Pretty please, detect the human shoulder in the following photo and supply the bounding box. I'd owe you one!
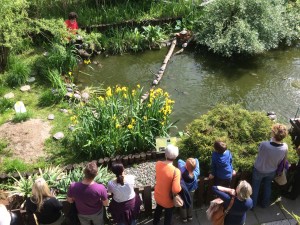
[125,174,135,184]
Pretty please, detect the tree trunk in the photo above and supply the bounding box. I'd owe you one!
[0,46,9,73]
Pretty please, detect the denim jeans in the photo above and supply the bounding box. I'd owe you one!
[252,168,276,208]
[153,204,174,225]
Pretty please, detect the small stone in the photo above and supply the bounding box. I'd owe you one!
[4,92,14,99]
[48,114,55,120]
[53,132,64,140]
[67,88,73,92]
[182,43,188,48]
[81,92,89,101]
[43,52,49,56]
[65,92,73,98]
[27,77,36,83]
[74,93,81,100]
[155,74,160,78]
[69,125,75,131]
[93,61,99,65]
[60,109,68,114]
[153,80,159,85]
[20,85,30,92]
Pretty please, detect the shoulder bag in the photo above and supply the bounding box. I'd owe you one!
[274,158,287,186]
[171,169,184,207]
[206,197,235,225]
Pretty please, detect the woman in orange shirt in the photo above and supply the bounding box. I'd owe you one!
[153,144,181,225]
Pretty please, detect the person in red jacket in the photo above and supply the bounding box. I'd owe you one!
[65,12,78,34]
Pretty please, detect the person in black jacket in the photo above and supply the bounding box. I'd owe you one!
[26,178,64,225]
[283,146,300,200]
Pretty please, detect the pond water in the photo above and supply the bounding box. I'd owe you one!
[77,45,300,132]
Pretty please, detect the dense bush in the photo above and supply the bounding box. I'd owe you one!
[0,98,13,114]
[193,0,300,57]
[71,86,175,159]
[179,104,297,174]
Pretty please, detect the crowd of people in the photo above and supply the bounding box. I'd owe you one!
[0,123,300,225]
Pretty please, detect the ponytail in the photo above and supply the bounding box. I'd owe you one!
[116,174,124,185]
[111,162,125,186]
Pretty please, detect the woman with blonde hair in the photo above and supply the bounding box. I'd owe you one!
[212,180,253,225]
[25,178,64,225]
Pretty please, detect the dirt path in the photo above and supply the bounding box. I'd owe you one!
[0,119,52,163]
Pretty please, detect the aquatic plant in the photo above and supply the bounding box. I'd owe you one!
[179,104,298,174]
[71,85,175,159]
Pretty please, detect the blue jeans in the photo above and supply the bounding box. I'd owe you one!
[252,168,276,208]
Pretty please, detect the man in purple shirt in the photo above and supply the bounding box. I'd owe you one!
[67,161,109,225]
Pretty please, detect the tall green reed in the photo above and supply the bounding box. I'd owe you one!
[71,85,175,159]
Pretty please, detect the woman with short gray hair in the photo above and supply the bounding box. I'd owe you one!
[153,144,181,225]
[212,180,253,225]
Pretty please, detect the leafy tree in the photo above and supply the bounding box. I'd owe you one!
[0,0,31,72]
[194,0,299,57]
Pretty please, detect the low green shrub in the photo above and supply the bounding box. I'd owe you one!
[38,89,64,107]
[7,165,113,199]
[2,159,29,173]
[0,98,14,114]
[5,56,31,87]
[0,139,10,156]
[12,112,32,123]
[71,85,175,159]
[178,104,297,174]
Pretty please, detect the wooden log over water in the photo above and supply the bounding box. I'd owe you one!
[142,38,177,102]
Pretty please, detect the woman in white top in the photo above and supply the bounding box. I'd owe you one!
[108,162,141,225]
[0,204,11,225]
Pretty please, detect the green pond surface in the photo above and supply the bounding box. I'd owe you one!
[77,44,300,132]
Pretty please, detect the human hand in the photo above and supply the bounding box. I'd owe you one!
[229,189,236,196]
[208,174,214,179]
[232,170,236,176]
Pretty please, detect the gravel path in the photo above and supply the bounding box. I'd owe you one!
[124,161,157,188]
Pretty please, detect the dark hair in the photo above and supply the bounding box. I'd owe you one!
[214,141,227,153]
[84,161,98,180]
[111,162,124,185]
[68,12,78,20]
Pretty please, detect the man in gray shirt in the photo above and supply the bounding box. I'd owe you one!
[252,123,288,208]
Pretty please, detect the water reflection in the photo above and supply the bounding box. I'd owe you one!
[77,45,300,132]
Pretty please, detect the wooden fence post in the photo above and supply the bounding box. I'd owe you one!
[142,186,153,216]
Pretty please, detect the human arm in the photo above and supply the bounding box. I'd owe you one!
[67,183,75,203]
[100,184,109,207]
[177,159,186,173]
[212,186,232,207]
[194,158,200,177]
[102,199,109,207]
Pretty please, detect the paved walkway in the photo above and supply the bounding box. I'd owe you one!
[139,196,300,225]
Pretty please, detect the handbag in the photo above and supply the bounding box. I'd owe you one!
[206,197,234,225]
[171,169,184,207]
[274,170,287,185]
[274,158,287,186]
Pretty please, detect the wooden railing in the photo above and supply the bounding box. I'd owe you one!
[9,171,252,225]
